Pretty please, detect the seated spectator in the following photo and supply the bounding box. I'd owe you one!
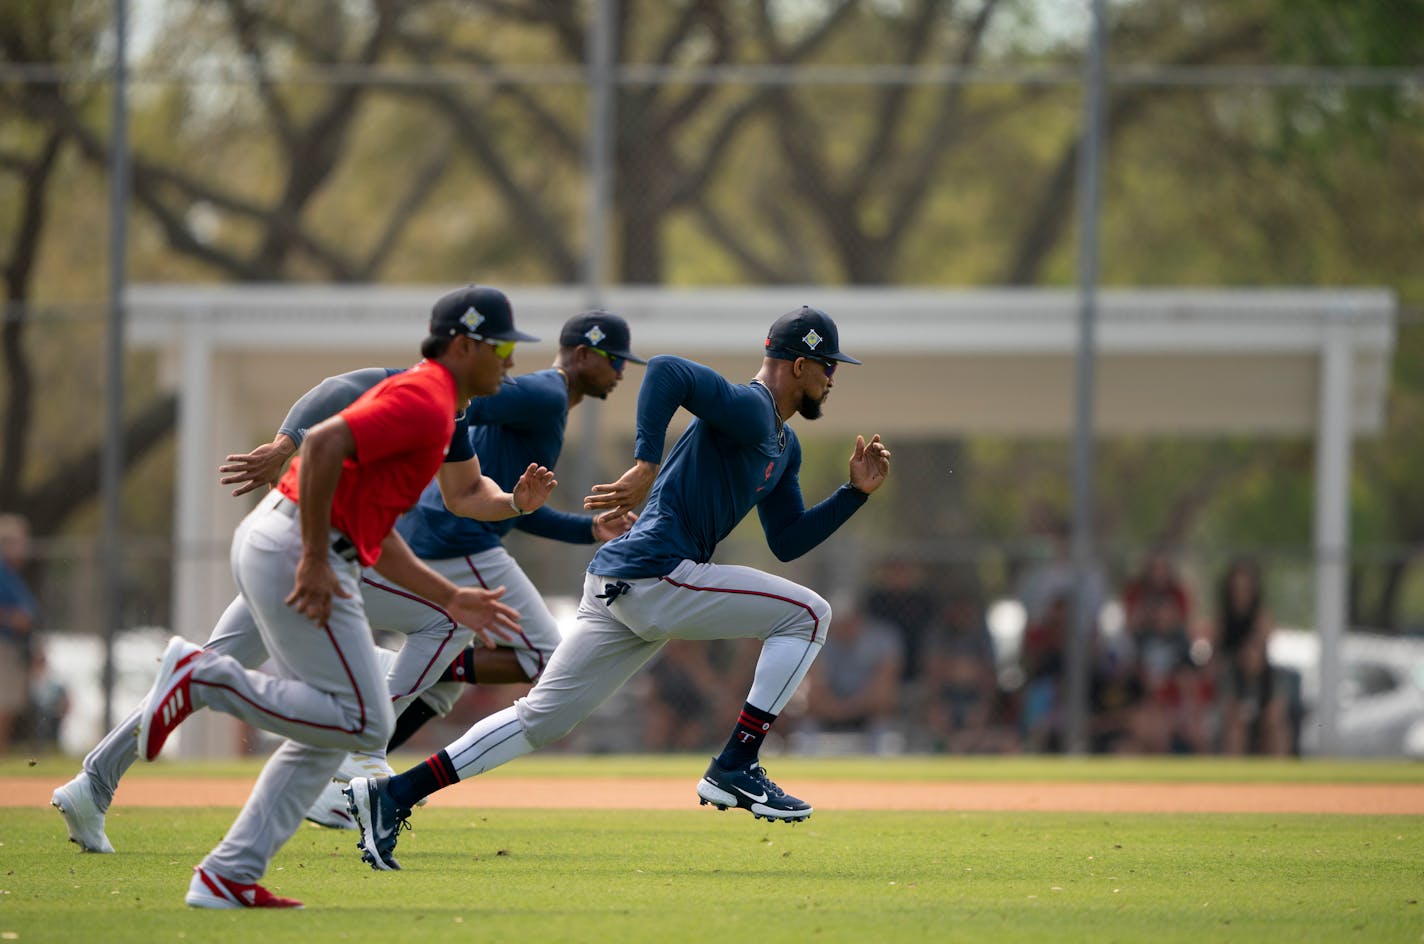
[1089,631,1147,754]
[641,639,737,752]
[1018,591,1069,752]
[1123,551,1213,754]
[802,596,905,753]
[921,584,1016,753]
[866,557,937,685]
[1215,557,1291,755]
[1013,508,1108,638]
[0,513,38,756]
[1122,550,1191,644]
[22,647,69,752]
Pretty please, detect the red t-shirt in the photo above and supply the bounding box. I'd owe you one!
[277,359,457,566]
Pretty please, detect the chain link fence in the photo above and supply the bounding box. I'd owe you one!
[4,1,1423,757]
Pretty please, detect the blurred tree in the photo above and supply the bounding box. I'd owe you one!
[0,0,1421,630]
[0,0,178,535]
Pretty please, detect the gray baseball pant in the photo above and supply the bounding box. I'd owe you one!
[81,585,465,807]
[439,561,830,780]
[81,500,479,809]
[393,545,563,717]
[196,494,395,882]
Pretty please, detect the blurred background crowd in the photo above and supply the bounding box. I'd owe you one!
[6,500,1424,761]
[630,537,1299,759]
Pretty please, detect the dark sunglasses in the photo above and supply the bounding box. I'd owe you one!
[591,348,627,371]
[807,356,836,378]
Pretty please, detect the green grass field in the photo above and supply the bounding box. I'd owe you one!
[3,755,1421,943]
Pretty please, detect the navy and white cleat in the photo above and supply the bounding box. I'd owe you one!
[344,776,410,871]
[696,758,812,822]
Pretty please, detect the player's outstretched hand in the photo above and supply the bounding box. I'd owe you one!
[447,585,520,648]
[286,554,351,625]
[220,435,297,497]
[512,463,557,515]
[592,510,638,542]
[848,434,891,495]
[585,460,659,523]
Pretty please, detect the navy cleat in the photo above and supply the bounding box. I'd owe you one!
[696,758,812,822]
[344,776,410,871]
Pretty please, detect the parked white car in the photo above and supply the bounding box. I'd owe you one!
[1269,629,1424,759]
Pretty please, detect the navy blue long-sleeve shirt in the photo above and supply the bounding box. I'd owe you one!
[401,368,595,558]
[590,355,867,579]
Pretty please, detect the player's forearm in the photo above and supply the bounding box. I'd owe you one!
[514,506,598,544]
[442,474,521,522]
[295,419,350,556]
[764,484,869,562]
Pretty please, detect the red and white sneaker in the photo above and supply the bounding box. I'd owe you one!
[136,636,204,762]
[186,866,303,909]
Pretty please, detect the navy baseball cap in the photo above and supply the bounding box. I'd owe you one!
[765,305,862,365]
[429,285,540,343]
[560,310,647,365]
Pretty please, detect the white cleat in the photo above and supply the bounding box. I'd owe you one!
[304,777,358,830]
[52,773,115,854]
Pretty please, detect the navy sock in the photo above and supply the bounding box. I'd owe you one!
[715,702,778,770]
[386,698,439,752]
[387,750,458,809]
[438,647,478,685]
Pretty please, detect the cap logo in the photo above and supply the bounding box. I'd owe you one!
[802,329,823,350]
[459,306,485,333]
[584,325,606,346]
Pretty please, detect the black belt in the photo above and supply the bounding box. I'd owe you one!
[271,495,360,563]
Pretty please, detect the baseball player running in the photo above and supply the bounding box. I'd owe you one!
[346,306,891,872]
[61,287,545,909]
[301,310,646,826]
[49,300,634,853]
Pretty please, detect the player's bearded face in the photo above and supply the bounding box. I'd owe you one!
[797,389,826,421]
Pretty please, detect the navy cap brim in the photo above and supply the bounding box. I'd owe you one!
[825,351,862,365]
[602,348,647,365]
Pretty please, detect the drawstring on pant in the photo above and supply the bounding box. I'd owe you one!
[596,580,632,604]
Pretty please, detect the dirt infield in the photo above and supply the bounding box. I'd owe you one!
[11,776,1424,814]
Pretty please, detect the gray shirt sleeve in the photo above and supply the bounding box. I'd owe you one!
[276,367,393,449]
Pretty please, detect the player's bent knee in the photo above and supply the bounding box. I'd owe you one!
[352,701,396,752]
[418,680,462,717]
[798,589,833,643]
[515,703,581,751]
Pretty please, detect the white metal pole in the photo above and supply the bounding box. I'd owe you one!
[1312,309,1354,755]
[1066,0,1108,754]
[100,0,130,730]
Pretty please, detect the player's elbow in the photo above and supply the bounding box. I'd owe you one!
[767,534,809,563]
